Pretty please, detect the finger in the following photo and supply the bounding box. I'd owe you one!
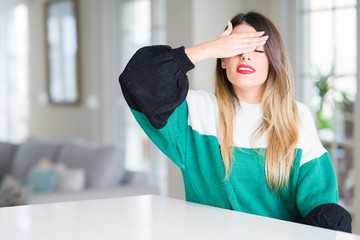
[233,46,259,56]
[242,46,257,53]
[245,39,267,48]
[220,21,233,36]
[233,35,268,44]
[232,31,266,38]
[235,40,267,53]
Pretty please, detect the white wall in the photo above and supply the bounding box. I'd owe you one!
[29,0,114,144]
[191,0,242,92]
[165,0,192,200]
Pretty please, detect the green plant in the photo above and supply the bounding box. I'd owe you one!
[313,65,335,129]
[313,65,353,130]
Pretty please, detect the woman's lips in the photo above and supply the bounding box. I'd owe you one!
[237,64,256,74]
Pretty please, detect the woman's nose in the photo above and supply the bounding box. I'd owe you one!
[240,53,251,61]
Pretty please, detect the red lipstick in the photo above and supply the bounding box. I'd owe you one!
[236,64,256,74]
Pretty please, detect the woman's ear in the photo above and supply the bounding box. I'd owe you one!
[221,59,226,69]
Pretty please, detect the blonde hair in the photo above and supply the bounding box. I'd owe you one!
[215,12,299,192]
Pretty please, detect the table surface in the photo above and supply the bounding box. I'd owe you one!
[0,195,359,240]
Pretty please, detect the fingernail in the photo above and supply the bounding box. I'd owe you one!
[259,31,265,35]
[261,40,267,44]
[263,35,269,39]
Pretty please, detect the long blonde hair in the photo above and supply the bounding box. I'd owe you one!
[215,12,299,192]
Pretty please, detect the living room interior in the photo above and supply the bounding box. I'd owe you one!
[0,0,359,235]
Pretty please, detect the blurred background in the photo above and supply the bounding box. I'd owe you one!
[0,0,359,234]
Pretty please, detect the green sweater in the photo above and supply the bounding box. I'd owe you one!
[131,91,337,222]
[119,45,350,230]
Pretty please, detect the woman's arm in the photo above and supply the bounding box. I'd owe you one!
[185,21,267,64]
[296,105,352,233]
[301,203,352,232]
[119,21,267,129]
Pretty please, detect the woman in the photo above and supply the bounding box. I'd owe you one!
[119,12,351,232]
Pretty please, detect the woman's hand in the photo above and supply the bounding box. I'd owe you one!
[185,21,268,64]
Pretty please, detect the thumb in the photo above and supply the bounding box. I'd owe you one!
[220,21,232,36]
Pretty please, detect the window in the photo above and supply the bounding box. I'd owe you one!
[0,3,29,143]
[113,0,167,194]
[117,0,152,172]
[300,0,357,215]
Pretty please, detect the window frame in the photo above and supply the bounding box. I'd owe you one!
[296,0,359,231]
[111,0,168,195]
[0,0,29,143]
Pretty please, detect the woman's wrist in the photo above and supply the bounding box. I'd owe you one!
[185,42,213,65]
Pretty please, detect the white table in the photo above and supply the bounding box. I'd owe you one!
[0,195,359,240]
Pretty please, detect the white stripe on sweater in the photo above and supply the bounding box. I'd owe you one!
[186,90,327,166]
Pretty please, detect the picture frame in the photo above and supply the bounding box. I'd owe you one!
[44,0,80,105]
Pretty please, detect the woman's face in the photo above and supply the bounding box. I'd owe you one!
[221,23,269,102]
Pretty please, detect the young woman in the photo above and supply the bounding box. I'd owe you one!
[119,12,352,232]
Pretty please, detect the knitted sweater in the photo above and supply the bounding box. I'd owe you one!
[119,45,352,232]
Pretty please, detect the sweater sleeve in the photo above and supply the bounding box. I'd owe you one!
[118,45,195,167]
[296,104,352,232]
[119,45,194,129]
